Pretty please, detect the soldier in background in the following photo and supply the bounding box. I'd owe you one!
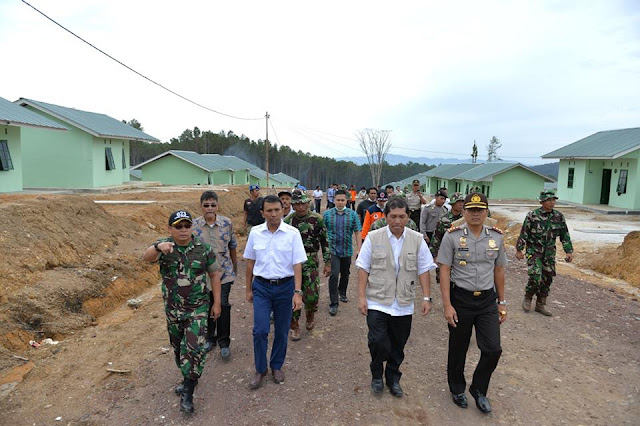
[244,185,264,234]
[420,189,448,243]
[429,192,465,283]
[142,210,221,414]
[515,190,573,316]
[285,192,330,340]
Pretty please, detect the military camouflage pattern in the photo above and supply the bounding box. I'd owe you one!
[370,217,419,232]
[516,207,573,296]
[285,211,329,318]
[156,235,219,379]
[429,211,464,258]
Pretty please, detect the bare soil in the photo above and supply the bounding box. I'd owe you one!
[0,190,638,425]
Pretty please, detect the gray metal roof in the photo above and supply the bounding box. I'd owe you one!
[15,98,159,142]
[0,96,67,130]
[542,128,640,159]
[272,172,298,183]
[132,150,229,172]
[433,163,479,179]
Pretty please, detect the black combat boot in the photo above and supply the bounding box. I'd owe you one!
[180,378,198,413]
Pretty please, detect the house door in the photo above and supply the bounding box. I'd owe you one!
[600,169,611,204]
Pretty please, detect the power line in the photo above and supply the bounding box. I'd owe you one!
[268,117,281,146]
[22,0,263,121]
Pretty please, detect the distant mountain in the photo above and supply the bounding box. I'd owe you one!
[529,162,559,179]
[337,154,472,166]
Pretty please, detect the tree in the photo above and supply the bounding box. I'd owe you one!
[471,140,478,163]
[122,118,143,131]
[486,136,502,162]
[356,128,392,187]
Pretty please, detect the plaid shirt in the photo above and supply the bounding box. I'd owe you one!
[192,214,237,284]
[323,207,361,257]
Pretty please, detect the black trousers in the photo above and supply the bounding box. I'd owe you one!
[329,255,351,307]
[366,310,412,384]
[447,286,502,395]
[314,199,322,213]
[208,281,232,348]
[410,209,421,227]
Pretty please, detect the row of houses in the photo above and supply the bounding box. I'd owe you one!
[386,162,554,200]
[386,127,640,210]
[0,96,297,193]
[130,150,298,188]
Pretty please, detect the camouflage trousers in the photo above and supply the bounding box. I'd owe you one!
[525,251,556,297]
[292,254,321,320]
[166,303,209,380]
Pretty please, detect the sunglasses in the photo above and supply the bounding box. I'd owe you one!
[413,184,419,186]
[172,222,192,230]
[202,203,217,208]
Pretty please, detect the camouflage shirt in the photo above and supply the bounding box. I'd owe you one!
[285,211,330,264]
[157,235,219,312]
[429,211,463,257]
[370,217,419,232]
[516,208,573,255]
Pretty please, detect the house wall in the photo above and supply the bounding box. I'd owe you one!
[0,125,23,192]
[490,167,546,199]
[232,170,249,185]
[211,169,232,185]
[141,155,209,185]
[20,114,94,188]
[607,152,639,209]
[92,137,129,188]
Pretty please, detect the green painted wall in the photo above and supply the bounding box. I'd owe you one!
[0,126,23,192]
[490,167,545,199]
[20,107,130,188]
[141,155,209,185]
[558,153,639,209]
[92,137,128,188]
[233,170,249,185]
[211,169,233,185]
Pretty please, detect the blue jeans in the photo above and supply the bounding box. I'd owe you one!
[252,276,294,374]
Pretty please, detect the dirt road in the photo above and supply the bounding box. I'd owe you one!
[2,252,639,425]
[0,189,638,425]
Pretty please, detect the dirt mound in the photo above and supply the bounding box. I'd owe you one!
[0,186,252,374]
[590,231,640,288]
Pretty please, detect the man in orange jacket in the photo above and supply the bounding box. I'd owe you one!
[361,191,388,241]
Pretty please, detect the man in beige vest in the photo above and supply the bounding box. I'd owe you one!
[356,197,436,397]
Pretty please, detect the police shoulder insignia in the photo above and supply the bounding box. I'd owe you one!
[447,226,461,233]
[490,226,503,234]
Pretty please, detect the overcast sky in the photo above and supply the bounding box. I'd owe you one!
[2,0,639,164]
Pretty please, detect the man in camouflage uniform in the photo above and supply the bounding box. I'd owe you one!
[143,210,221,414]
[285,191,330,340]
[516,190,573,316]
[429,193,465,283]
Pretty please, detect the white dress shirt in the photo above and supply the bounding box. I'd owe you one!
[356,227,436,315]
[243,221,307,279]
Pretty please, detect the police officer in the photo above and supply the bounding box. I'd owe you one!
[438,193,507,414]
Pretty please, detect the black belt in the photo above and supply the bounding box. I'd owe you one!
[451,281,494,297]
[410,208,420,212]
[255,276,293,285]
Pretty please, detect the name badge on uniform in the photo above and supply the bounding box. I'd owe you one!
[457,247,469,252]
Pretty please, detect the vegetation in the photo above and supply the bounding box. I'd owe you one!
[128,123,433,189]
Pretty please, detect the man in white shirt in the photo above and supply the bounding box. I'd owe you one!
[312,186,323,212]
[244,195,307,389]
[356,197,436,397]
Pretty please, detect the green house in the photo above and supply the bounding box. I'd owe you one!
[0,96,67,193]
[542,128,640,209]
[15,98,159,189]
[387,162,553,199]
[132,150,237,185]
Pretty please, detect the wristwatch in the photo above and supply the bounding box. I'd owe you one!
[153,241,162,252]
[423,297,432,302]
[294,289,303,296]
[497,300,507,305]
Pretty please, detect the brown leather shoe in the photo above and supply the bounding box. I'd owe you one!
[272,369,285,384]
[290,319,301,341]
[249,372,266,389]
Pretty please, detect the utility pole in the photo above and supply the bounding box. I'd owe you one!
[265,111,270,188]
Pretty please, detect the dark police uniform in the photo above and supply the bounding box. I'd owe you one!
[438,193,507,411]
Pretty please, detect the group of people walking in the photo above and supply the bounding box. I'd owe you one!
[143,182,573,415]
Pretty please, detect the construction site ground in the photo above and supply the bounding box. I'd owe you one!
[0,187,638,425]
